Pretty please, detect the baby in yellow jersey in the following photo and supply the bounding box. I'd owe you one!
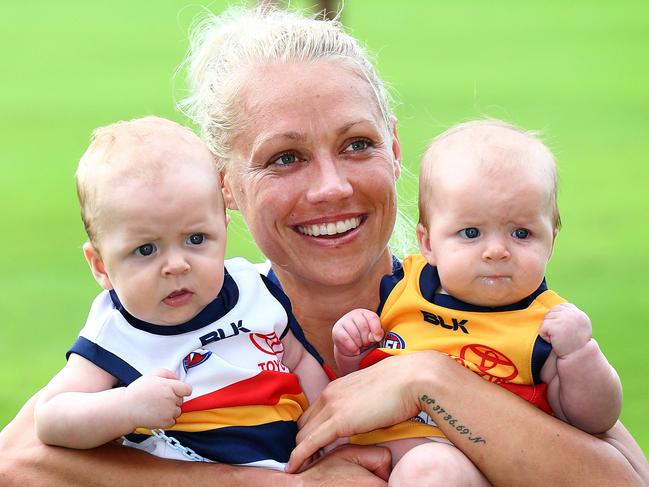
[332,120,623,485]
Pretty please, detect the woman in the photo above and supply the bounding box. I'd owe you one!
[0,7,647,486]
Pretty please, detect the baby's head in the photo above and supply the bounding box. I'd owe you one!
[76,116,228,325]
[417,120,560,307]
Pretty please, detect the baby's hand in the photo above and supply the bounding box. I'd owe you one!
[124,369,192,430]
[539,302,592,357]
[332,308,384,358]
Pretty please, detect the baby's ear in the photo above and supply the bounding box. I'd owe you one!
[82,242,113,290]
[416,223,436,266]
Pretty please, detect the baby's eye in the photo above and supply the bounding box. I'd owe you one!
[344,138,372,153]
[187,233,205,245]
[271,152,298,166]
[134,243,156,256]
[459,227,480,239]
[512,228,530,239]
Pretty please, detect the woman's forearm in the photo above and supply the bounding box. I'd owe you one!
[414,352,648,487]
[1,393,392,487]
[0,394,293,487]
[290,351,648,485]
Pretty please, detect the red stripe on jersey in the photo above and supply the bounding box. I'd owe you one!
[498,382,552,414]
[359,349,392,369]
[181,371,302,412]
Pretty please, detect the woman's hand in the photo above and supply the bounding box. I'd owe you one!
[295,444,391,486]
[287,352,432,472]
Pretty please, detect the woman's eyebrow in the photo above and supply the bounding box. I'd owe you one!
[251,131,306,154]
[336,118,378,136]
[251,119,378,153]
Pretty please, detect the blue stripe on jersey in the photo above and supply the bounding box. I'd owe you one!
[259,274,292,340]
[67,336,141,385]
[531,336,552,384]
[376,256,404,316]
[125,420,297,464]
[265,267,325,365]
[419,263,550,313]
[108,268,239,336]
[260,273,322,364]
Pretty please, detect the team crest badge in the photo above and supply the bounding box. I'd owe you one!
[383,331,406,349]
[183,349,212,372]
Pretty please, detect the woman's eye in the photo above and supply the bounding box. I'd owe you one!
[187,233,205,245]
[459,227,480,239]
[134,243,156,256]
[512,228,530,239]
[345,139,371,153]
[271,152,298,166]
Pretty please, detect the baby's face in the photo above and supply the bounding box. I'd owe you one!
[419,167,555,307]
[91,160,227,325]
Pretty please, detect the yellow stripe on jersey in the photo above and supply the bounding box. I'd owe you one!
[134,392,307,435]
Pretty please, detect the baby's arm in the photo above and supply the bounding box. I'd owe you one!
[281,330,329,405]
[35,354,192,449]
[332,309,384,376]
[539,302,622,433]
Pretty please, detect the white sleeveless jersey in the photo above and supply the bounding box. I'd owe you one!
[68,257,307,470]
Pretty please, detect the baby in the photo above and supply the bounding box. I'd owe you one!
[35,116,328,470]
[332,120,623,485]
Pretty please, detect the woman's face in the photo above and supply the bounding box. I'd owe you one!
[223,60,401,287]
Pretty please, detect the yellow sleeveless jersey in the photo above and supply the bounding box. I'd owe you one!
[352,254,565,444]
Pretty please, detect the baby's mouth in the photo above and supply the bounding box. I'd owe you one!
[163,289,193,307]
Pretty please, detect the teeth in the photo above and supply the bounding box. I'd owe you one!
[297,217,362,237]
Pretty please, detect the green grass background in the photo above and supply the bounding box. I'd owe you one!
[1,1,647,454]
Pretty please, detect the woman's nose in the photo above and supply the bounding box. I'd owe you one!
[305,155,353,204]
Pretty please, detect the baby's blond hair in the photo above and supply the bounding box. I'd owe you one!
[418,119,561,231]
[75,116,213,242]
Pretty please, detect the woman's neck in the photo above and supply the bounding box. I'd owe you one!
[272,249,394,376]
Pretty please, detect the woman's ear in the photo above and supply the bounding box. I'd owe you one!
[390,116,402,179]
[416,223,436,266]
[220,170,239,210]
[82,242,113,290]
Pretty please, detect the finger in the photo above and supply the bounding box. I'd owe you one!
[171,380,193,398]
[339,444,392,482]
[365,312,384,342]
[288,420,338,473]
[152,368,177,380]
[174,406,182,419]
[337,331,362,355]
[346,318,368,349]
[350,316,375,348]
[297,395,320,429]
[354,309,383,343]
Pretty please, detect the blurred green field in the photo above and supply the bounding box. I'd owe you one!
[1,0,647,456]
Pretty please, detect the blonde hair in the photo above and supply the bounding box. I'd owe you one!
[418,119,561,231]
[179,6,393,170]
[75,116,211,242]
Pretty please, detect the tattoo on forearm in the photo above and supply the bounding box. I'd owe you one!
[419,394,486,444]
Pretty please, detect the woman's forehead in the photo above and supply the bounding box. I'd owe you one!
[237,60,386,139]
